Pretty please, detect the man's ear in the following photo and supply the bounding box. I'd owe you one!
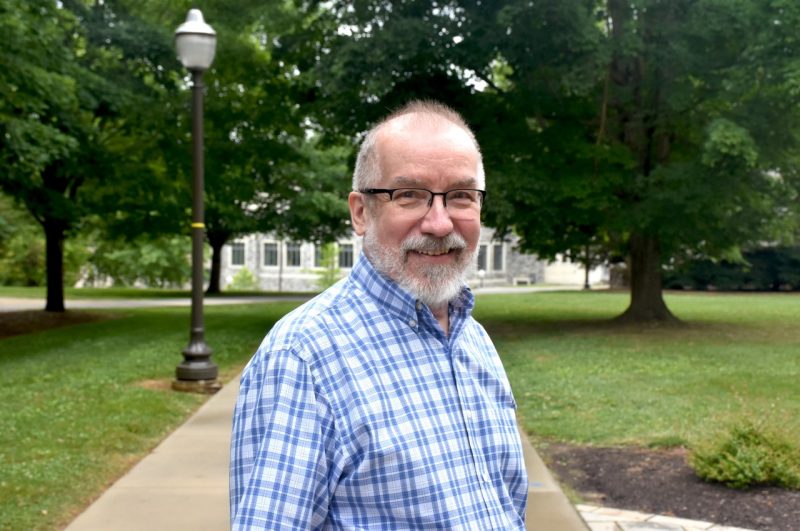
[349,191,368,236]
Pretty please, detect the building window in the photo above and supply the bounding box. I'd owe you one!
[286,242,301,267]
[477,244,488,271]
[231,242,245,266]
[263,243,278,266]
[492,243,503,271]
[339,243,354,268]
[492,244,504,271]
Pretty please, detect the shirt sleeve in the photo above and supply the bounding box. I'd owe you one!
[230,348,338,530]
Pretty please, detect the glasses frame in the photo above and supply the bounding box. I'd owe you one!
[359,187,486,211]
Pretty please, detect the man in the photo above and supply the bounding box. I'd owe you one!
[230,100,528,529]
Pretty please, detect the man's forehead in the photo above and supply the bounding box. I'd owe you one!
[377,115,478,157]
[391,175,478,188]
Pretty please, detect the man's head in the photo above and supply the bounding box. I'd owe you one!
[348,100,484,307]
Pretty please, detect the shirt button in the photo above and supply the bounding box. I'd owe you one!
[415,300,423,311]
[464,409,474,421]
[482,470,491,483]
[408,319,417,328]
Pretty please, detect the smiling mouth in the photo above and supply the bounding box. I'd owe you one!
[414,249,454,256]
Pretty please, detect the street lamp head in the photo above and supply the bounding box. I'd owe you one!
[175,9,217,71]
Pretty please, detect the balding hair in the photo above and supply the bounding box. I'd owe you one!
[352,100,484,191]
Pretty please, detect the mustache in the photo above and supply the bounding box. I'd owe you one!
[401,233,467,254]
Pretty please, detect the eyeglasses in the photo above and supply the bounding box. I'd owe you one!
[360,188,486,218]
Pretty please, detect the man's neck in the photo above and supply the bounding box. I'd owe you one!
[429,302,450,336]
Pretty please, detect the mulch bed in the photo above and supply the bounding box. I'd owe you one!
[542,443,800,531]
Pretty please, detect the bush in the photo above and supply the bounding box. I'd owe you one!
[86,235,191,288]
[689,423,800,489]
[664,246,800,291]
[0,194,88,286]
[228,267,259,291]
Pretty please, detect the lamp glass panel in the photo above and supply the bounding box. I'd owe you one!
[176,34,216,70]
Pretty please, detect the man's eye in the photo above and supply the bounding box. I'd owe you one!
[449,190,478,202]
[395,189,426,201]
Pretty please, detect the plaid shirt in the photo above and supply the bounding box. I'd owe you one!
[230,256,527,529]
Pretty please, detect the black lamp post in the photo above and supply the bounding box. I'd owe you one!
[173,9,220,393]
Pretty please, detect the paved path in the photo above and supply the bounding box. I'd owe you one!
[0,295,310,313]
[0,285,585,313]
[64,378,760,531]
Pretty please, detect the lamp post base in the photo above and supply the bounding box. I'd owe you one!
[172,378,222,394]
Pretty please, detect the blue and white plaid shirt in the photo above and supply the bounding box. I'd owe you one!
[230,255,527,529]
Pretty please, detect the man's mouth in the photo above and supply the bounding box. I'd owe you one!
[415,249,453,257]
[401,234,467,261]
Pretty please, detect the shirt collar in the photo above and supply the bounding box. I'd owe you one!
[348,254,475,329]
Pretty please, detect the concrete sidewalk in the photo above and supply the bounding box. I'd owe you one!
[65,382,236,531]
[65,379,758,531]
[65,378,588,531]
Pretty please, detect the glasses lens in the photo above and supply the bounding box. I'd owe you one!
[392,188,431,208]
[387,188,483,219]
[446,190,482,209]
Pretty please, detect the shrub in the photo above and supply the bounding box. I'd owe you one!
[228,267,259,291]
[86,235,191,288]
[663,246,800,291]
[689,423,800,489]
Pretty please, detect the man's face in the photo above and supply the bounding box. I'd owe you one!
[349,116,482,307]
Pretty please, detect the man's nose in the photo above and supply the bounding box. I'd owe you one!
[420,195,454,236]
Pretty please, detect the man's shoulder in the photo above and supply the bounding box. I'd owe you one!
[256,277,371,360]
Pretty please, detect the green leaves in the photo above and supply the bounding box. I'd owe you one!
[691,423,800,489]
[702,119,759,169]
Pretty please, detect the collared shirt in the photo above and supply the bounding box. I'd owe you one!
[230,256,528,530]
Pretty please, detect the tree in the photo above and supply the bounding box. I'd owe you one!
[147,1,352,294]
[296,0,800,322]
[0,0,181,311]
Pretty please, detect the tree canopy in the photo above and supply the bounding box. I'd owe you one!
[296,0,800,321]
[3,0,800,321]
[0,0,350,305]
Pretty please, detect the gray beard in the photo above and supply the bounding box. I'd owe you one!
[364,230,474,308]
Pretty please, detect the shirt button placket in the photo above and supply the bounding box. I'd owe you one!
[453,358,500,528]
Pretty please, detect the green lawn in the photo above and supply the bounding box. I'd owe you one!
[0,302,301,531]
[1,290,798,529]
[475,291,800,448]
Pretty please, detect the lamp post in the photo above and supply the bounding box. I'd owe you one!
[173,9,220,393]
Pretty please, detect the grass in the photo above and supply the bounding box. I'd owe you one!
[474,290,800,449]
[0,302,301,531]
[2,290,799,528]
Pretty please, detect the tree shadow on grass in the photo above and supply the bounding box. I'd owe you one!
[0,310,117,340]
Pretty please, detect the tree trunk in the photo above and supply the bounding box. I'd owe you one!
[43,220,65,312]
[583,243,591,290]
[617,232,677,323]
[206,232,229,295]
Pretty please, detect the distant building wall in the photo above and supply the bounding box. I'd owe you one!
[220,228,604,292]
[543,254,608,286]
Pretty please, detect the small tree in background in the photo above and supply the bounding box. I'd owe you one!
[315,243,341,290]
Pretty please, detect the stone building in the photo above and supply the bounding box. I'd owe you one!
[220,227,607,292]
